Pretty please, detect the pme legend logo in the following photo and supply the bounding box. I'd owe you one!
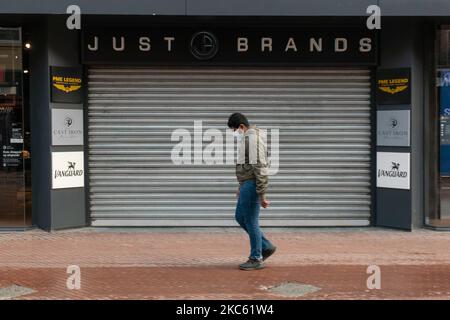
[377,77,409,95]
[52,75,82,93]
[190,31,219,60]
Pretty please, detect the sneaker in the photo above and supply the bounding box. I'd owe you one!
[239,258,265,271]
[262,246,277,261]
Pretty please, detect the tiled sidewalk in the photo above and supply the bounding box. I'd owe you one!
[0,228,450,299]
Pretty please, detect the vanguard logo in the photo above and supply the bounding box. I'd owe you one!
[54,161,84,179]
[377,161,407,178]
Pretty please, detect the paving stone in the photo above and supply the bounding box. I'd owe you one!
[264,282,321,297]
[0,284,36,300]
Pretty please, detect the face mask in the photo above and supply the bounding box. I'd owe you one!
[233,129,244,141]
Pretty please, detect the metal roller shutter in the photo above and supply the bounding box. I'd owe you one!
[87,67,372,227]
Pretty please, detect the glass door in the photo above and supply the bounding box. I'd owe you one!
[0,27,31,228]
[427,25,450,228]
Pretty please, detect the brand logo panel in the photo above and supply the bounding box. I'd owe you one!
[376,68,411,105]
[52,109,84,146]
[376,152,410,190]
[50,66,83,103]
[52,151,85,189]
[377,109,410,147]
[82,27,377,65]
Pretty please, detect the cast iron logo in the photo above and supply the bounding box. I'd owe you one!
[190,31,219,60]
[389,118,398,128]
[64,117,73,128]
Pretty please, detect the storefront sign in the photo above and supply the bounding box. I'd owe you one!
[440,116,450,175]
[376,68,411,105]
[1,122,23,168]
[82,27,377,65]
[50,67,83,103]
[52,151,85,189]
[10,122,23,144]
[376,152,410,190]
[1,145,21,168]
[440,116,450,145]
[439,70,450,175]
[377,110,410,147]
[438,70,450,115]
[52,109,84,146]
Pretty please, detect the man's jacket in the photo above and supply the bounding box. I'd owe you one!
[235,125,269,199]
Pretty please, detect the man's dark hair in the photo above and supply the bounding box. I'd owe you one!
[227,113,249,129]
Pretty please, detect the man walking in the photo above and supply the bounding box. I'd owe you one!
[227,113,276,271]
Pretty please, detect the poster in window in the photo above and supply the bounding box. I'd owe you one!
[439,70,450,175]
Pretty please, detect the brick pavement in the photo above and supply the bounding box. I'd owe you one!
[0,228,450,299]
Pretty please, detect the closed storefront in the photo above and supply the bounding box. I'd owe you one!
[1,5,442,232]
[87,67,373,226]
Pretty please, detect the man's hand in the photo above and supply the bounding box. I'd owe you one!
[261,198,270,209]
[21,150,30,159]
[236,188,240,198]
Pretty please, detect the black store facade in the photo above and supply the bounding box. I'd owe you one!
[1,1,449,231]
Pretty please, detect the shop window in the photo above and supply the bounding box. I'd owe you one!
[427,25,450,228]
[0,27,31,228]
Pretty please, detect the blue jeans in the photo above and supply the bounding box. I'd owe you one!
[235,180,274,260]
